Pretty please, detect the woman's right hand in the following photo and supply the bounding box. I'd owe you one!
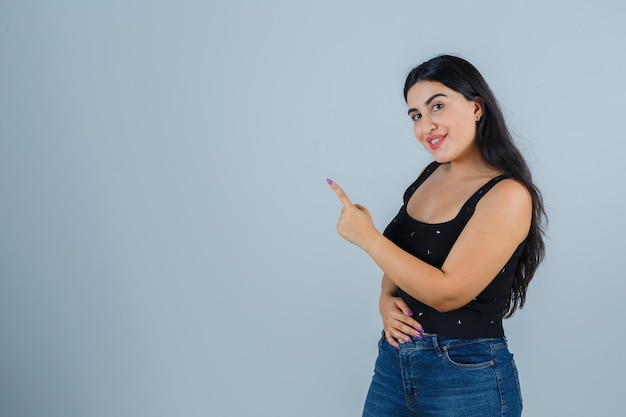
[380,294,424,350]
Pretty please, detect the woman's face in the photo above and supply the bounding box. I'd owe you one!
[406,80,482,164]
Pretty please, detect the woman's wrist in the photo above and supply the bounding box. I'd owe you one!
[379,290,397,315]
[361,230,387,258]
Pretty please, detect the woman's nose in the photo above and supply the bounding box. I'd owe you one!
[421,114,437,135]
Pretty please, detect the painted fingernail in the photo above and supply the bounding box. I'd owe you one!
[326,178,333,185]
[406,310,414,316]
[414,333,422,339]
[394,344,400,350]
[417,327,424,333]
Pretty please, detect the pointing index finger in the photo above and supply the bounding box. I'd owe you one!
[326,178,353,207]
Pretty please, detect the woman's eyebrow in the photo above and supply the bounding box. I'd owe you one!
[425,93,447,105]
[407,93,448,115]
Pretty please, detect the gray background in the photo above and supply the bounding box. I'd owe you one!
[1,1,625,416]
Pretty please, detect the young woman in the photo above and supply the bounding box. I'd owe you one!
[328,55,546,416]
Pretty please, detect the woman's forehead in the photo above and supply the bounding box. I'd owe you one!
[406,81,458,103]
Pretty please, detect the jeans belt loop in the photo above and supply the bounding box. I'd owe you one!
[432,334,443,357]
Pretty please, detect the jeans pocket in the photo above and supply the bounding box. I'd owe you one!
[443,342,494,369]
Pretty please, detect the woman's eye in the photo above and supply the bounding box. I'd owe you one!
[433,103,443,111]
[411,113,421,121]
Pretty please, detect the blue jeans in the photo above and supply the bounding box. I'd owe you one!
[362,333,522,417]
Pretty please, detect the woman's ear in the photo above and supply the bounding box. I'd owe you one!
[474,97,485,121]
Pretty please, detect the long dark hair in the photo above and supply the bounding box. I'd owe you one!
[404,54,546,317]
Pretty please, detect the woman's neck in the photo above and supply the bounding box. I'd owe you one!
[441,148,496,178]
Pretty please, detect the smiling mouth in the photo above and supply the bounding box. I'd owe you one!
[430,137,443,145]
[426,134,446,147]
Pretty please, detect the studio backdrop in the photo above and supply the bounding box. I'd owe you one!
[1,1,625,416]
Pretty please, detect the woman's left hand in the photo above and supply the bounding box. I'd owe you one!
[328,179,380,248]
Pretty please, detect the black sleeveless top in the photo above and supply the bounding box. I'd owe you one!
[383,161,524,338]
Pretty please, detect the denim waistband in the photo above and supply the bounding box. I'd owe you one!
[397,332,508,353]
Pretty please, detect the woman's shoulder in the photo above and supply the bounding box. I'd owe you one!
[413,161,442,183]
[421,160,442,175]
[488,177,531,205]
[476,177,532,232]
[405,161,441,189]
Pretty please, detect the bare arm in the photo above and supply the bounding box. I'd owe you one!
[329,179,531,312]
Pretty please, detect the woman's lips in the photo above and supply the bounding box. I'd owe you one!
[426,134,446,150]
